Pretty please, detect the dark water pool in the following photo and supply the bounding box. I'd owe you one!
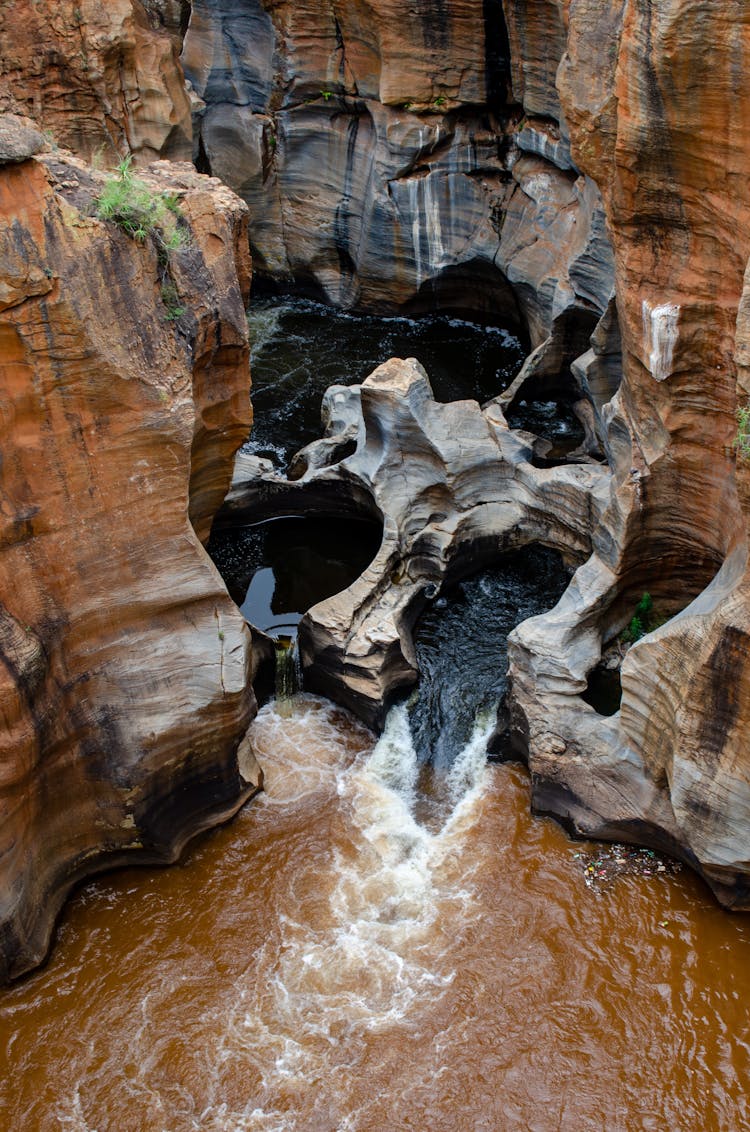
[245,297,526,468]
[208,515,382,639]
[407,545,570,770]
[505,398,585,460]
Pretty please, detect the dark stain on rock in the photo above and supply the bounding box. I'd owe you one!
[697,624,748,766]
[415,0,450,51]
[483,0,510,109]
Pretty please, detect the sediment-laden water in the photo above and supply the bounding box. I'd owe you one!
[2,692,749,1131]
[2,303,748,1131]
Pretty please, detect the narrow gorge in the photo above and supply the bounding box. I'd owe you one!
[1,1,750,1129]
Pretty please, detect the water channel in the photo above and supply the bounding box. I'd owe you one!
[1,301,748,1131]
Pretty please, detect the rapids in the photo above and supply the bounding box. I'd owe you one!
[2,301,749,1131]
[2,694,749,1130]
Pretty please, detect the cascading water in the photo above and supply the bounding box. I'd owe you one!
[3,597,750,1131]
[273,636,302,709]
[4,304,750,1131]
[408,545,569,769]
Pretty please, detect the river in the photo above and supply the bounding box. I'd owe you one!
[1,302,748,1131]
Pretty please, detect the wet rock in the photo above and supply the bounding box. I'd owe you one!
[180,0,615,335]
[224,357,609,729]
[505,0,750,910]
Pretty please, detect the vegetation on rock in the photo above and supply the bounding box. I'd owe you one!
[95,156,187,249]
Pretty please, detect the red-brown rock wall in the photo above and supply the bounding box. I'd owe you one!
[508,1,750,903]
[0,148,258,980]
[0,0,193,165]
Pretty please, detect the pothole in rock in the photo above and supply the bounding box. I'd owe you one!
[505,397,585,464]
[207,515,382,640]
[582,664,623,717]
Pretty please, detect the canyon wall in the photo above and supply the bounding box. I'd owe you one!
[3,0,750,955]
[0,123,259,980]
[0,1,193,164]
[179,0,614,347]
[210,0,750,903]
[501,1,750,904]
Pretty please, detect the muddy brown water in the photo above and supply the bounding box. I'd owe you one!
[1,695,749,1132]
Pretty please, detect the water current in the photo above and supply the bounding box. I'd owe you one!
[243,298,526,468]
[3,690,749,1130]
[2,302,749,1130]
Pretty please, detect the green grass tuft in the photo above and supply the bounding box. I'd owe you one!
[95,156,188,250]
[735,404,750,461]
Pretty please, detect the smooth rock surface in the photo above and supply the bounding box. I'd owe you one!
[0,151,258,980]
[222,358,609,728]
[0,114,46,165]
[180,0,615,345]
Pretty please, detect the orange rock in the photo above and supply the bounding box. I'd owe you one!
[511,1,750,904]
[0,0,193,165]
[0,151,257,980]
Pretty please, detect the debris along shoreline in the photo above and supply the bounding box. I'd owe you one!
[571,843,682,892]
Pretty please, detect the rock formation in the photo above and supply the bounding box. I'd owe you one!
[212,1,750,906]
[3,0,750,950]
[0,1,193,165]
[219,358,609,727]
[179,0,615,346]
[498,0,750,906]
[0,129,260,980]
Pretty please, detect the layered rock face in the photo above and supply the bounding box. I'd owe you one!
[180,0,614,345]
[500,1,750,905]
[0,1,193,165]
[0,137,259,980]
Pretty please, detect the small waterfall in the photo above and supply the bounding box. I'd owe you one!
[274,635,301,713]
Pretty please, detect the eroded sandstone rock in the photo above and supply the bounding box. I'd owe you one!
[180,0,615,347]
[0,151,257,980]
[221,358,609,728]
[0,0,193,165]
[503,0,750,906]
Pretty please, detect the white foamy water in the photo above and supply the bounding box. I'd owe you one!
[184,695,493,1128]
[248,303,284,360]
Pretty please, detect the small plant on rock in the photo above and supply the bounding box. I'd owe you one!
[95,156,188,250]
[621,592,654,644]
[735,404,750,461]
[160,280,185,322]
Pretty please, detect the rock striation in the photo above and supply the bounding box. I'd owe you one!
[0,139,259,981]
[220,358,609,728]
[500,0,750,906]
[3,0,750,927]
[0,1,193,166]
[179,0,615,350]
